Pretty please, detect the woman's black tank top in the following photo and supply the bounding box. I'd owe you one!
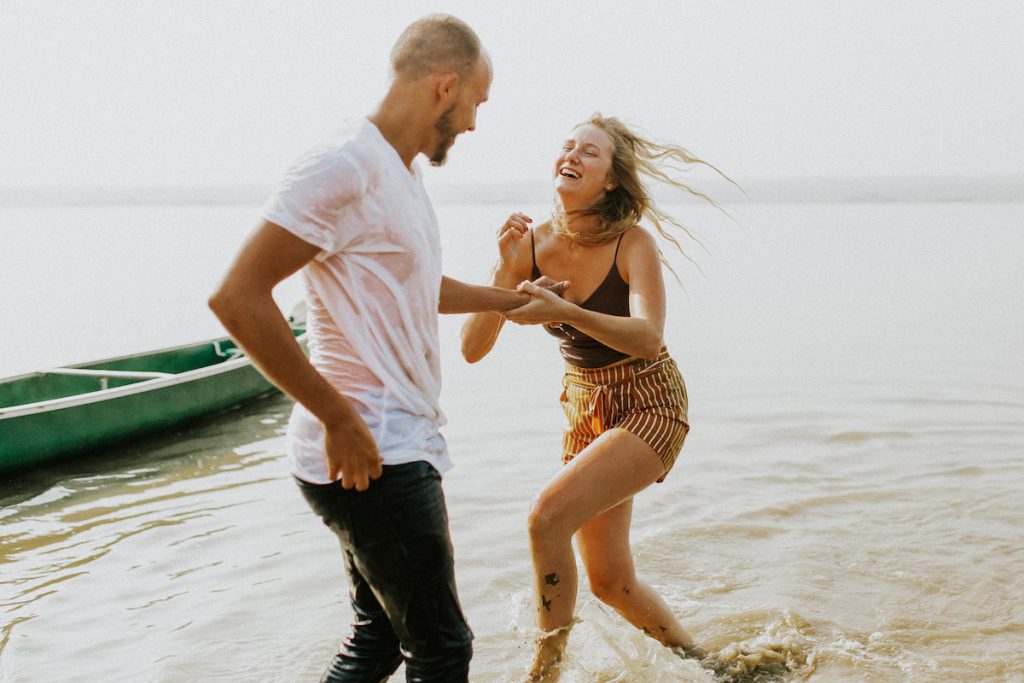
[531,231,630,368]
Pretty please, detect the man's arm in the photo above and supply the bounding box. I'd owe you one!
[438,276,570,315]
[438,276,529,314]
[208,220,382,491]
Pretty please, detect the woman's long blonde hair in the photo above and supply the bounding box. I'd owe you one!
[552,113,737,275]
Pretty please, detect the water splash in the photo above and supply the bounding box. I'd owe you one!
[696,610,816,682]
[702,639,808,682]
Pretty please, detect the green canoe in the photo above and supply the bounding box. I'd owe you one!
[0,328,305,474]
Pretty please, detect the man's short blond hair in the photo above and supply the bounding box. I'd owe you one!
[390,14,482,79]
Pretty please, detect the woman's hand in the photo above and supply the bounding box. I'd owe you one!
[530,276,570,298]
[503,279,572,325]
[496,212,532,273]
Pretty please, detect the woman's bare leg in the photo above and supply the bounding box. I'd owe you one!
[577,497,696,649]
[526,428,687,679]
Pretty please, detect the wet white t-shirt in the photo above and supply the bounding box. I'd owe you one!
[259,119,450,484]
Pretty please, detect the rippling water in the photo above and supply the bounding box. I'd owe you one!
[2,202,1023,681]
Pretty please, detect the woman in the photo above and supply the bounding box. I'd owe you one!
[461,114,729,679]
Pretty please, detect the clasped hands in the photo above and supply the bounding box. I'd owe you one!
[503,276,571,325]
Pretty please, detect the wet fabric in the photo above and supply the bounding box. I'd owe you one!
[261,118,451,484]
[297,462,473,682]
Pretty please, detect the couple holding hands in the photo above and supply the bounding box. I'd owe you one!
[211,13,726,683]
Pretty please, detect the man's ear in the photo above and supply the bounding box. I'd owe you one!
[435,72,459,104]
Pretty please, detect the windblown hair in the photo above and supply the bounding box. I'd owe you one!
[390,14,482,79]
[553,114,738,275]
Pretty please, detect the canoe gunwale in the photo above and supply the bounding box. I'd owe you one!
[42,368,175,380]
[0,333,305,421]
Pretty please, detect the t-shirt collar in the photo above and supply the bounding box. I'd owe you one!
[364,118,420,180]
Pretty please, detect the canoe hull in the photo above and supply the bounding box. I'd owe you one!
[0,333,303,474]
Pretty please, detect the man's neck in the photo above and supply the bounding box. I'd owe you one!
[368,87,432,170]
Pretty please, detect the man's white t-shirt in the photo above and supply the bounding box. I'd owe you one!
[259,119,451,484]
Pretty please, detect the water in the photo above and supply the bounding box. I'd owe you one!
[2,202,1023,682]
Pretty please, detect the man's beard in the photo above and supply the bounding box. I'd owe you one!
[429,105,458,167]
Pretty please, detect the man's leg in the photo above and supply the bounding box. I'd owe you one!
[345,461,473,682]
[300,462,473,682]
[299,481,403,683]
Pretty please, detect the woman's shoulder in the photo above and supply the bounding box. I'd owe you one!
[530,220,556,252]
[616,226,661,279]
[619,225,658,254]
[513,219,553,276]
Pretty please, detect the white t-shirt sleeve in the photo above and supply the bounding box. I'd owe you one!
[258,145,370,257]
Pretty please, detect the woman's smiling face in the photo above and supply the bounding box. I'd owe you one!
[553,123,616,208]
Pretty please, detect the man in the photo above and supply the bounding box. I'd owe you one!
[209,14,559,683]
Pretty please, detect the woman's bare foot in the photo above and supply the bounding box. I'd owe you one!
[526,626,572,682]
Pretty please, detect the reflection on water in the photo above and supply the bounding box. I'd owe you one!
[3,369,1024,681]
[0,394,310,681]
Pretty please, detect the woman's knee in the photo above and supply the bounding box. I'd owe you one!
[587,568,635,607]
[527,493,570,541]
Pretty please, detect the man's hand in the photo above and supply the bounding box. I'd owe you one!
[324,417,383,492]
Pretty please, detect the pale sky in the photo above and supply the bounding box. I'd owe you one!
[2,0,1022,189]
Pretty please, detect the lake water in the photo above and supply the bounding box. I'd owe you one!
[1,201,1023,682]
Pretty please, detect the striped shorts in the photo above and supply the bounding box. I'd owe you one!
[559,349,689,482]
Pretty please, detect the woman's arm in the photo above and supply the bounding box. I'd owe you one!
[458,266,527,363]
[459,213,536,363]
[507,228,667,360]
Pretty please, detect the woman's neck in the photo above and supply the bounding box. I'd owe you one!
[556,201,604,237]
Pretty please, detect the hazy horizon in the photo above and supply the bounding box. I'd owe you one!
[2,2,1022,193]
[2,174,1023,206]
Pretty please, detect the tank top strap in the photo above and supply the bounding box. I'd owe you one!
[612,232,626,264]
[530,230,540,279]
